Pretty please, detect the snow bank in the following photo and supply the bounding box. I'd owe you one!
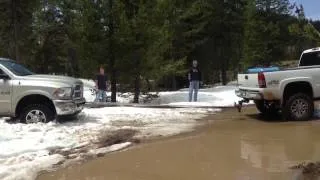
[80,79,132,103]
[81,78,244,107]
[155,86,245,107]
[80,79,96,103]
[0,106,216,180]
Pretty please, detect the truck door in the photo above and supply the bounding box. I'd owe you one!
[0,68,12,115]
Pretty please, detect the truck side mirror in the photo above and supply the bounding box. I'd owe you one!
[0,74,10,80]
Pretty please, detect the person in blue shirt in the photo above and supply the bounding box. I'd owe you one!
[188,60,202,102]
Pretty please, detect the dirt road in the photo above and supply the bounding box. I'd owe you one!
[37,107,320,180]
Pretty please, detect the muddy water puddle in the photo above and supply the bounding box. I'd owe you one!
[38,107,320,180]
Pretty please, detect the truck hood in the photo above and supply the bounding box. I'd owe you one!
[20,74,83,85]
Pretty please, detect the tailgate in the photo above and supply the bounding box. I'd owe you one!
[237,74,259,88]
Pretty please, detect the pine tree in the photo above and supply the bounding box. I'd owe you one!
[0,0,38,63]
[255,0,291,14]
[243,0,293,67]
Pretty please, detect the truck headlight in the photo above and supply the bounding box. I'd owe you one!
[53,87,73,99]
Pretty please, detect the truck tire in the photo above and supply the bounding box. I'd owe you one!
[282,93,314,121]
[19,104,55,123]
[254,100,279,115]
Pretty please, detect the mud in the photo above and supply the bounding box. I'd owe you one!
[37,107,320,180]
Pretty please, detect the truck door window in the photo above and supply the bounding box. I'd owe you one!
[300,52,320,66]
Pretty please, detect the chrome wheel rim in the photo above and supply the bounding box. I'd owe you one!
[290,99,309,118]
[26,110,46,123]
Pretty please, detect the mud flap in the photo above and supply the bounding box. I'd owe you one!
[234,99,250,112]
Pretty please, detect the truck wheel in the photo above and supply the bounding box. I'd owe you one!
[283,93,314,121]
[19,104,55,124]
[254,100,279,115]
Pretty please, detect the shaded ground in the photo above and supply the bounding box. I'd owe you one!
[37,107,320,180]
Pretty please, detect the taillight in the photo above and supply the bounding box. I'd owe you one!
[258,72,266,88]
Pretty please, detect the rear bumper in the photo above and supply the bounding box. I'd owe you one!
[53,98,86,116]
[235,89,263,100]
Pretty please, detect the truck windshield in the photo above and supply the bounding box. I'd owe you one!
[299,51,320,66]
[0,61,34,76]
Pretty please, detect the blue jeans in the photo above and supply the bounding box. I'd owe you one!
[189,81,199,102]
[96,90,106,102]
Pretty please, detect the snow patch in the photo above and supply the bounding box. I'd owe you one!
[81,78,246,107]
[0,106,214,180]
[157,86,246,107]
[88,142,132,155]
[0,153,64,180]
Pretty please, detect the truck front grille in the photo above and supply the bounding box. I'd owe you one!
[73,84,83,99]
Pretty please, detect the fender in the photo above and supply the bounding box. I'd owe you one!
[12,90,53,114]
[279,77,314,102]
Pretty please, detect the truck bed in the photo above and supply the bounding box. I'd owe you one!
[238,65,320,89]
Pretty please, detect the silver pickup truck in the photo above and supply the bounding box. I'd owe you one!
[236,47,320,121]
[0,58,85,123]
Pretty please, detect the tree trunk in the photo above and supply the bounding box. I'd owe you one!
[42,51,50,74]
[109,0,117,103]
[172,76,177,90]
[221,64,227,85]
[145,78,151,91]
[110,67,117,102]
[68,48,78,76]
[217,45,227,85]
[12,0,20,63]
[133,75,140,103]
[220,47,227,85]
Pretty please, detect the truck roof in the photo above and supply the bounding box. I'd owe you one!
[302,47,320,54]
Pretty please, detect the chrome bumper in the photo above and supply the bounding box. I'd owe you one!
[235,89,263,100]
[53,98,86,116]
